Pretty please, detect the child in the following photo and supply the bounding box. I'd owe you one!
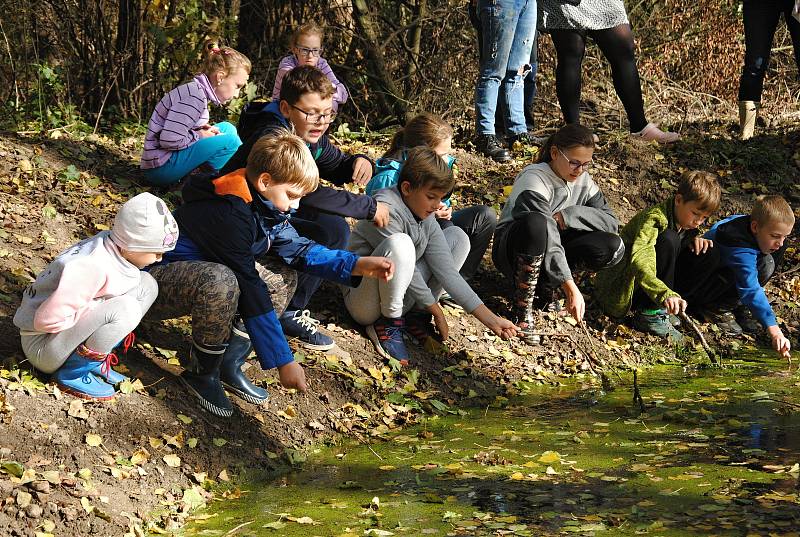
[346,146,517,364]
[223,66,386,350]
[14,193,178,400]
[271,22,348,112]
[141,40,251,186]
[146,131,393,417]
[366,112,497,282]
[687,195,793,358]
[594,171,722,341]
[493,124,623,343]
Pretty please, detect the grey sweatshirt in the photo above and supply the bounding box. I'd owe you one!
[349,186,483,312]
[497,162,619,284]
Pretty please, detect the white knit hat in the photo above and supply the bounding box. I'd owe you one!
[110,193,179,252]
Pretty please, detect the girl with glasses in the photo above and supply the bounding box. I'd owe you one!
[272,22,349,112]
[493,124,624,343]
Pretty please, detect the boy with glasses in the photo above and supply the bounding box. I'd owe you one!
[272,22,348,112]
[222,66,388,351]
[493,124,623,343]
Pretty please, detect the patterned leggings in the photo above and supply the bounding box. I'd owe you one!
[146,258,297,346]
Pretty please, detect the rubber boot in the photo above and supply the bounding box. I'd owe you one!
[739,100,758,140]
[513,253,543,345]
[220,319,269,405]
[54,345,116,401]
[91,332,134,385]
[179,342,233,418]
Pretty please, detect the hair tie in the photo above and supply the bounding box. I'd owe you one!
[211,47,221,54]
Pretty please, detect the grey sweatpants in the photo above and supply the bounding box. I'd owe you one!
[343,227,470,325]
[20,272,159,374]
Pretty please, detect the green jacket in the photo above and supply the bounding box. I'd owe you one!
[594,197,689,318]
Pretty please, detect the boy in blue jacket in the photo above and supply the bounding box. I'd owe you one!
[222,66,389,351]
[685,195,793,358]
[147,131,393,417]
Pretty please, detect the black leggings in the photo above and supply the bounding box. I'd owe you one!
[738,0,800,102]
[550,24,647,132]
[494,211,623,294]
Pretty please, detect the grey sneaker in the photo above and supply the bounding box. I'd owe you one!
[632,309,685,343]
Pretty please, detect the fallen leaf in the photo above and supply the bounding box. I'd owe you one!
[162,454,181,468]
[85,433,102,447]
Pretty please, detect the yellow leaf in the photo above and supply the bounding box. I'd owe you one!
[368,367,383,381]
[379,465,396,471]
[80,496,94,513]
[163,454,181,468]
[84,433,102,447]
[95,223,110,231]
[149,436,164,449]
[176,414,192,425]
[509,472,525,480]
[538,451,561,464]
[130,449,149,466]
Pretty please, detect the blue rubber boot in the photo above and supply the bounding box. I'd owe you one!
[54,346,116,401]
[220,319,269,405]
[91,333,134,385]
[179,342,233,418]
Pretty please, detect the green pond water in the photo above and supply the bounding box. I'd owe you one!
[186,351,800,536]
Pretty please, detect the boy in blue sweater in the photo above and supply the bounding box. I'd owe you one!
[686,195,793,358]
[222,66,389,351]
[146,131,393,417]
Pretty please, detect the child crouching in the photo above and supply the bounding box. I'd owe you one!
[14,193,178,400]
[345,146,517,364]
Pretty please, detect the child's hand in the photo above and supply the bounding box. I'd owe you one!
[562,280,585,321]
[489,315,518,340]
[373,202,390,227]
[663,296,687,315]
[428,303,449,341]
[352,157,373,186]
[277,361,307,392]
[691,237,713,255]
[553,211,566,231]
[768,326,792,359]
[198,128,217,139]
[435,203,452,220]
[354,256,394,281]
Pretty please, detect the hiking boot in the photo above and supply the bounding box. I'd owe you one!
[475,134,511,162]
[54,345,117,400]
[405,310,434,343]
[733,304,760,333]
[509,132,547,147]
[180,342,233,418]
[219,319,269,405]
[366,316,409,364]
[513,253,544,345]
[92,333,135,385]
[632,309,684,343]
[280,309,335,351]
[700,307,743,336]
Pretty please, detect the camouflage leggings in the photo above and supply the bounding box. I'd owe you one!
[146,258,297,346]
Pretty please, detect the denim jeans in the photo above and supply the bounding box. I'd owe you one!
[474,0,538,136]
[143,121,242,187]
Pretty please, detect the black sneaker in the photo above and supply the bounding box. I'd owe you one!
[700,308,743,336]
[733,304,761,333]
[509,132,547,147]
[475,134,511,162]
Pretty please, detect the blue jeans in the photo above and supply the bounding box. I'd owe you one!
[474,0,538,137]
[143,121,242,186]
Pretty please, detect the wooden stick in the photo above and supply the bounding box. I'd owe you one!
[678,312,720,366]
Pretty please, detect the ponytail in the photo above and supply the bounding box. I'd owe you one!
[201,39,252,77]
[382,112,453,159]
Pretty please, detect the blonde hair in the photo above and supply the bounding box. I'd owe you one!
[245,130,319,193]
[676,170,721,214]
[291,22,325,47]
[752,195,795,227]
[201,39,252,77]
[385,112,453,159]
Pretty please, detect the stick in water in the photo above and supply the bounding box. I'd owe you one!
[678,311,720,366]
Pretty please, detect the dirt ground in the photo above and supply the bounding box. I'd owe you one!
[0,110,799,536]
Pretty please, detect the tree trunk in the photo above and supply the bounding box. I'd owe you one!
[405,0,426,94]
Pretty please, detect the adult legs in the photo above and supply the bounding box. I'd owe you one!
[501,0,538,137]
[450,204,498,281]
[590,24,648,132]
[549,29,587,125]
[738,0,783,102]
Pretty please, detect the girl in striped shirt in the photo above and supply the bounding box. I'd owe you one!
[141,40,251,186]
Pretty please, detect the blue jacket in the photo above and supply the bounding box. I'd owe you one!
[366,152,456,207]
[162,169,360,370]
[704,215,777,328]
[221,101,377,220]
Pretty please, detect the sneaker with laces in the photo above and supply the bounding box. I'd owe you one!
[280,309,335,351]
[700,307,743,336]
[366,316,409,365]
[733,304,760,333]
[405,310,433,343]
[475,134,511,162]
[632,308,684,342]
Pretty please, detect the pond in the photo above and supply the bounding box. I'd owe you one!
[185,350,800,536]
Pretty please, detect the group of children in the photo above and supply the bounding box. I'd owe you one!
[13,24,794,416]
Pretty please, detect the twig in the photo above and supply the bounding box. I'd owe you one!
[632,369,646,414]
[225,520,253,536]
[678,312,720,366]
[366,443,383,461]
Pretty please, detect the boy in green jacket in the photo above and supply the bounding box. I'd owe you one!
[594,171,722,340]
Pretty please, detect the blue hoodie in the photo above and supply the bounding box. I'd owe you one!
[704,214,779,328]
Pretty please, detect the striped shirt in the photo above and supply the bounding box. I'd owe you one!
[140,74,221,170]
[271,56,348,111]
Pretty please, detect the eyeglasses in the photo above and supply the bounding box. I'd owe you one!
[295,46,323,57]
[557,147,592,172]
[290,104,337,124]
